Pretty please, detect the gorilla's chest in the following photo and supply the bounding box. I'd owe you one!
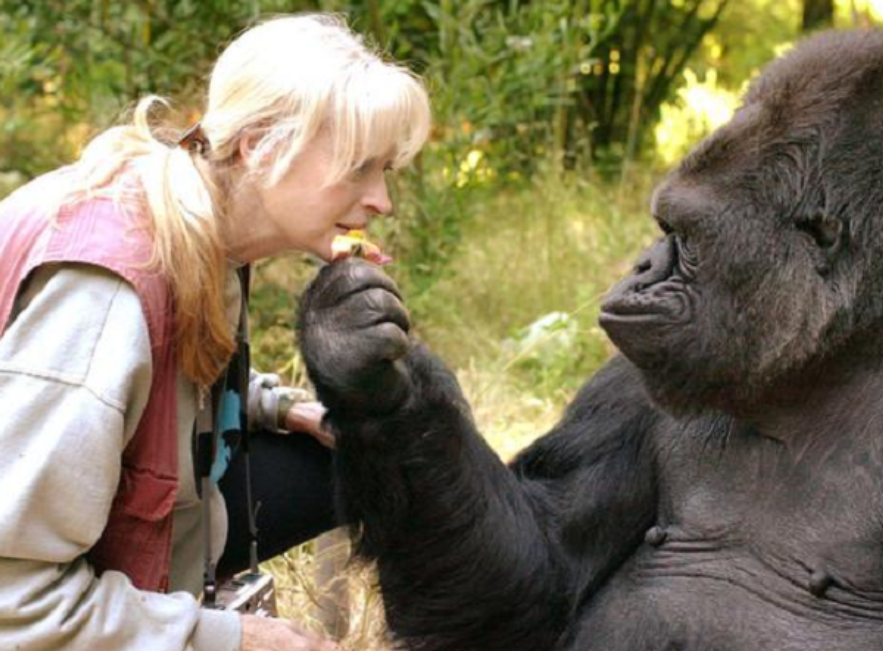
[652,417,883,561]
[570,419,883,651]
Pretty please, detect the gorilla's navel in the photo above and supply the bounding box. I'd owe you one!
[645,526,668,547]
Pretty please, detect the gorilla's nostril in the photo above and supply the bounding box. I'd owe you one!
[630,237,677,290]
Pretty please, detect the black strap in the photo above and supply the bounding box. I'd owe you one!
[201,265,256,606]
[236,266,262,573]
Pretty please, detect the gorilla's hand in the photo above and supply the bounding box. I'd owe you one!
[298,259,412,416]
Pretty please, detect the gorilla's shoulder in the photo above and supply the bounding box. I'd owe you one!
[564,354,655,422]
[512,355,659,478]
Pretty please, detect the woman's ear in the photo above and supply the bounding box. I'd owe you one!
[237,130,263,168]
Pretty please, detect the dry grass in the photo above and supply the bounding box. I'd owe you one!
[263,536,392,650]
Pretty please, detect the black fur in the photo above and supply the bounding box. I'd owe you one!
[299,30,883,651]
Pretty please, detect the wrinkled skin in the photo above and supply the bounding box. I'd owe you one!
[299,31,883,651]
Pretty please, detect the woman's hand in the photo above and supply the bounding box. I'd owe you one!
[284,401,335,448]
[240,614,341,651]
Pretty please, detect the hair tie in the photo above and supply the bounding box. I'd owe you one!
[177,122,210,155]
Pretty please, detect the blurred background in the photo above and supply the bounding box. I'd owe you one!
[1,0,880,647]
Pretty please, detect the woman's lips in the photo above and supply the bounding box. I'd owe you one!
[336,222,367,232]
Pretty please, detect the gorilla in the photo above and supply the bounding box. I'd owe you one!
[298,30,883,651]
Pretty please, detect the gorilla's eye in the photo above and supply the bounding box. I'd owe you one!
[796,213,842,250]
[656,218,674,236]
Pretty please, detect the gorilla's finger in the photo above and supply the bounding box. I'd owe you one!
[344,287,411,333]
[303,260,403,322]
[368,322,411,361]
[334,259,402,302]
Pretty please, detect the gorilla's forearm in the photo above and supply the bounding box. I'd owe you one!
[325,345,572,651]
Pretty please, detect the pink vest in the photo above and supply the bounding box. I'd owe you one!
[0,170,178,592]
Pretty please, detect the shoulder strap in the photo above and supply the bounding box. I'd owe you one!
[201,265,257,606]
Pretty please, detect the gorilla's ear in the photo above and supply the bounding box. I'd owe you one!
[796,211,844,274]
[796,211,841,249]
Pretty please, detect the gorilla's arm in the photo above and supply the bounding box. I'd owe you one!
[330,345,571,651]
[512,355,660,601]
[299,262,659,651]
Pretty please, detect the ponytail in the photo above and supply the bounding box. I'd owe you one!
[68,96,235,386]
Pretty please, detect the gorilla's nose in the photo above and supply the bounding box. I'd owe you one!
[630,236,677,292]
[600,236,679,320]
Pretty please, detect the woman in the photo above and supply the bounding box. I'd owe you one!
[0,13,430,651]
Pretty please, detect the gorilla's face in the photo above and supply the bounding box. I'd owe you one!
[600,31,883,415]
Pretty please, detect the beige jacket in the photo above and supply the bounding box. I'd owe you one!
[0,264,241,651]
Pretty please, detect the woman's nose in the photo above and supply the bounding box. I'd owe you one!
[364,177,393,216]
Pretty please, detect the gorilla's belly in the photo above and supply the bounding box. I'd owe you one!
[568,547,883,651]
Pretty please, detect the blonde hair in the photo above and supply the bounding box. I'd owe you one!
[66,13,431,387]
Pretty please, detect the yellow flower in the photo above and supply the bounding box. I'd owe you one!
[331,230,392,265]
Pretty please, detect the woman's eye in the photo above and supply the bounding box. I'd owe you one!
[350,159,394,181]
[350,159,376,180]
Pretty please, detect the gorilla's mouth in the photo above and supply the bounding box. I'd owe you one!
[598,236,696,368]
[599,280,690,322]
[599,236,691,325]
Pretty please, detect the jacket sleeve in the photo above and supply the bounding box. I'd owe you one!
[247,369,313,433]
[0,264,241,651]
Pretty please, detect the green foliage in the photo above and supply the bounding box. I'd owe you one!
[419,0,624,175]
[248,256,319,384]
[0,0,321,176]
[383,167,479,295]
[705,0,799,86]
[0,0,819,199]
[653,68,740,164]
[0,0,732,181]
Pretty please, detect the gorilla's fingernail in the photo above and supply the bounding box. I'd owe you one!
[645,526,667,547]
